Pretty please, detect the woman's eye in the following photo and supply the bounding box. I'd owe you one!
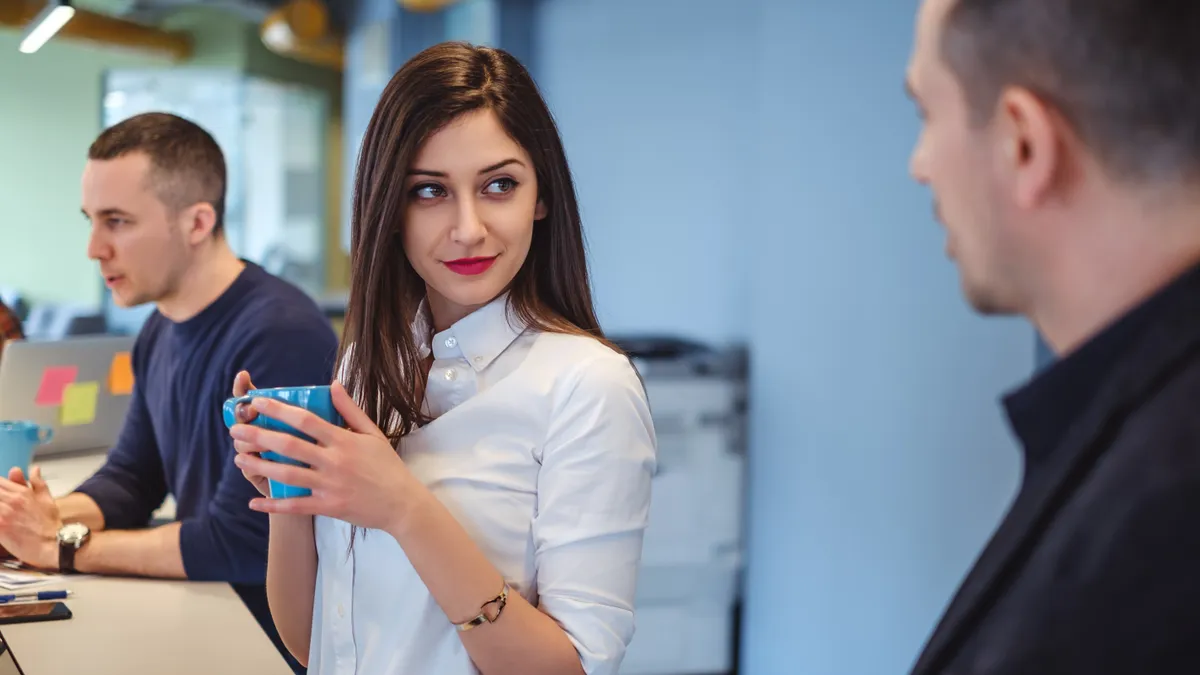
[484,178,518,195]
[412,184,446,200]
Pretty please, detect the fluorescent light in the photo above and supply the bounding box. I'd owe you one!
[19,1,76,55]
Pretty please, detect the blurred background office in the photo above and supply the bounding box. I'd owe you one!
[0,0,1038,673]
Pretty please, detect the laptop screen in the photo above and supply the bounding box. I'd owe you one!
[0,336,136,456]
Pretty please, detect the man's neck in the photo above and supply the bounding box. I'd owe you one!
[1032,192,1200,356]
[155,240,246,323]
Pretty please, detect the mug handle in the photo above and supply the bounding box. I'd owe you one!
[37,427,53,444]
[221,395,255,429]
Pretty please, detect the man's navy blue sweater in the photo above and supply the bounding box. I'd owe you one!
[75,261,338,672]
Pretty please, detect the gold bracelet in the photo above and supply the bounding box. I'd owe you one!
[454,583,510,633]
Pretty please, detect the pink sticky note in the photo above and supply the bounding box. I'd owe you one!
[35,366,78,406]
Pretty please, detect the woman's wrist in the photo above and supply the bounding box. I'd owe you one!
[385,483,438,544]
[268,513,314,535]
[381,484,510,626]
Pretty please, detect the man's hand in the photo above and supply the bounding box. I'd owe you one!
[0,467,62,570]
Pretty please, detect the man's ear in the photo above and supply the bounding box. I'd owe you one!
[182,202,218,244]
[997,86,1063,210]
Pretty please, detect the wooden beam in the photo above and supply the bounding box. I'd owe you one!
[0,0,192,61]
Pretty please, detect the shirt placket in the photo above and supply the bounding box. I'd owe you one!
[333,522,358,673]
[430,331,476,415]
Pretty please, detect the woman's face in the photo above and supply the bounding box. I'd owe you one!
[403,109,546,331]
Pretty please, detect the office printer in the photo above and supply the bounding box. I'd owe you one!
[611,336,748,675]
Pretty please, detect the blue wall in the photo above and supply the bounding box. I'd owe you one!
[743,3,1031,671]
[536,1,1033,673]
[536,0,754,344]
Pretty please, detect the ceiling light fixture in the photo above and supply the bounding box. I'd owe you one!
[19,0,76,55]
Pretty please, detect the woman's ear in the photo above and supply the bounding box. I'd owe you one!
[534,199,548,221]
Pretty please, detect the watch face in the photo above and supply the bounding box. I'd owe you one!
[58,522,89,545]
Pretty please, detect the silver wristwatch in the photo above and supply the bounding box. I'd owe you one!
[56,522,90,572]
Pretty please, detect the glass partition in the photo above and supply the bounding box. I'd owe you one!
[100,69,329,334]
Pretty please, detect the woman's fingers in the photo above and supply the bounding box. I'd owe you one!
[232,371,259,423]
[232,438,267,457]
[247,398,340,447]
[234,453,318,489]
[230,424,326,467]
[232,371,257,397]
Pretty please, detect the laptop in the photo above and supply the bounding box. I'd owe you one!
[0,336,136,457]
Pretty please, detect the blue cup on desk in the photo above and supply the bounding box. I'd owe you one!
[0,421,53,476]
[222,386,343,499]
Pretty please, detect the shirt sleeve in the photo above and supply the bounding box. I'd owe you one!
[532,352,657,675]
[74,333,169,530]
[178,317,338,583]
[72,371,169,530]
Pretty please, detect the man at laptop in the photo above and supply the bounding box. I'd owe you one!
[0,112,336,673]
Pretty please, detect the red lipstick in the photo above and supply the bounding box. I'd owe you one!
[444,256,497,276]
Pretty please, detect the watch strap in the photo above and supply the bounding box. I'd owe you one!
[57,526,88,573]
[58,538,78,573]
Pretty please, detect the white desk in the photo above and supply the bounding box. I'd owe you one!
[0,451,293,674]
[1,576,294,674]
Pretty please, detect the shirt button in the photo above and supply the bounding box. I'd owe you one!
[445,368,457,381]
[337,603,345,618]
[445,336,457,349]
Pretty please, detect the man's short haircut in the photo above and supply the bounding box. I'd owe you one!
[88,112,228,234]
[941,0,1200,185]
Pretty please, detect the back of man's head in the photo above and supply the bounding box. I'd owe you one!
[88,112,227,235]
[942,0,1200,185]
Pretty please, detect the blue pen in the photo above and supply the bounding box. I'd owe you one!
[0,590,71,603]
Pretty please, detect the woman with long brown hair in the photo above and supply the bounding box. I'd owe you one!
[227,42,656,675]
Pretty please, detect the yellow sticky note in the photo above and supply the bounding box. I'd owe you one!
[108,352,134,395]
[61,381,99,427]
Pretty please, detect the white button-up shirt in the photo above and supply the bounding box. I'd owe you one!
[307,295,657,675]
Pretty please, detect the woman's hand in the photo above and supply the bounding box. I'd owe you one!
[230,371,271,498]
[229,380,424,534]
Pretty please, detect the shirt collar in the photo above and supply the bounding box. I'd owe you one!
[413,293,527,371]
[1002,261,1200,463]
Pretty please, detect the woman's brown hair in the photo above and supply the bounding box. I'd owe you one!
[339,41,613,446]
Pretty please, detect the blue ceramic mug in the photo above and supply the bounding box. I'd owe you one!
[222,385,343,499]
[0,421,53,476]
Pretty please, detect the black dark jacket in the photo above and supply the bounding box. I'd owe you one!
[912,263,1200,675]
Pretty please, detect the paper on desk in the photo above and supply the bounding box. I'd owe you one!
[0,562,63,590]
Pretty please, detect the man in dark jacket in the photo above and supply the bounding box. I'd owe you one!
[904,0,1200,672]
